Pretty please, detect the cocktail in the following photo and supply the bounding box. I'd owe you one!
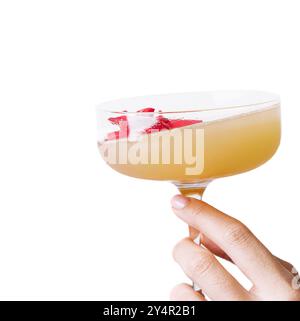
[96,91,280,287]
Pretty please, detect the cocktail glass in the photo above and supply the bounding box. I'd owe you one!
[96,91,281,289]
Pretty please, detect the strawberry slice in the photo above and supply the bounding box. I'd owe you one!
[144,117,202,134]
[137,107,155,113]
[106,121,129,141]
[108,115,127,125]
[169,119,201,129]
[107,114,130,141]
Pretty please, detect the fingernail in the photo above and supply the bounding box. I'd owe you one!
[171,195,190,209]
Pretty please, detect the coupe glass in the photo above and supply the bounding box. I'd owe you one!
[96,91,281,289]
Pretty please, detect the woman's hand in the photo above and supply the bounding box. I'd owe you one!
[170,195,300,301]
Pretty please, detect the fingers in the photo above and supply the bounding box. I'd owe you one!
[173,237,250,301]
[188,226,232,261]
[171,195,292,297]
[193,231,291,272]
[200,233,233,262]
[170,283,206,301]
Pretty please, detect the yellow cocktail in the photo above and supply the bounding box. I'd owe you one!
[99,104,280,184]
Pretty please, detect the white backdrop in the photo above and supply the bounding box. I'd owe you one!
[0,0,299,300]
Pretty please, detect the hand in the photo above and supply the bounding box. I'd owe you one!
[170,195,300,301]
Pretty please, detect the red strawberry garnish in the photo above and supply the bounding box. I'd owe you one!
[137,107,155,113]
[108,115,127,125]
[107,113,130,141]
[105,107,202,140]
[106,120,129,141]
[144,116,201,134]
[168,119,201,128]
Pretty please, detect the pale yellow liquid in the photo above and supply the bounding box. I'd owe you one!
[99,105,280,183]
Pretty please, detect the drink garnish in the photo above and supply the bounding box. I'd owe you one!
[137,107,155,113]
[106,108,202,140]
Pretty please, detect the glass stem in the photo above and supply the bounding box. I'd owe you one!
[174,180,211,291]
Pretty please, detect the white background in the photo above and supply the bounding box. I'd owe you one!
[0,0,299,300]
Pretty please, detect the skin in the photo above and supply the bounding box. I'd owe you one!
[170,195,300,301]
